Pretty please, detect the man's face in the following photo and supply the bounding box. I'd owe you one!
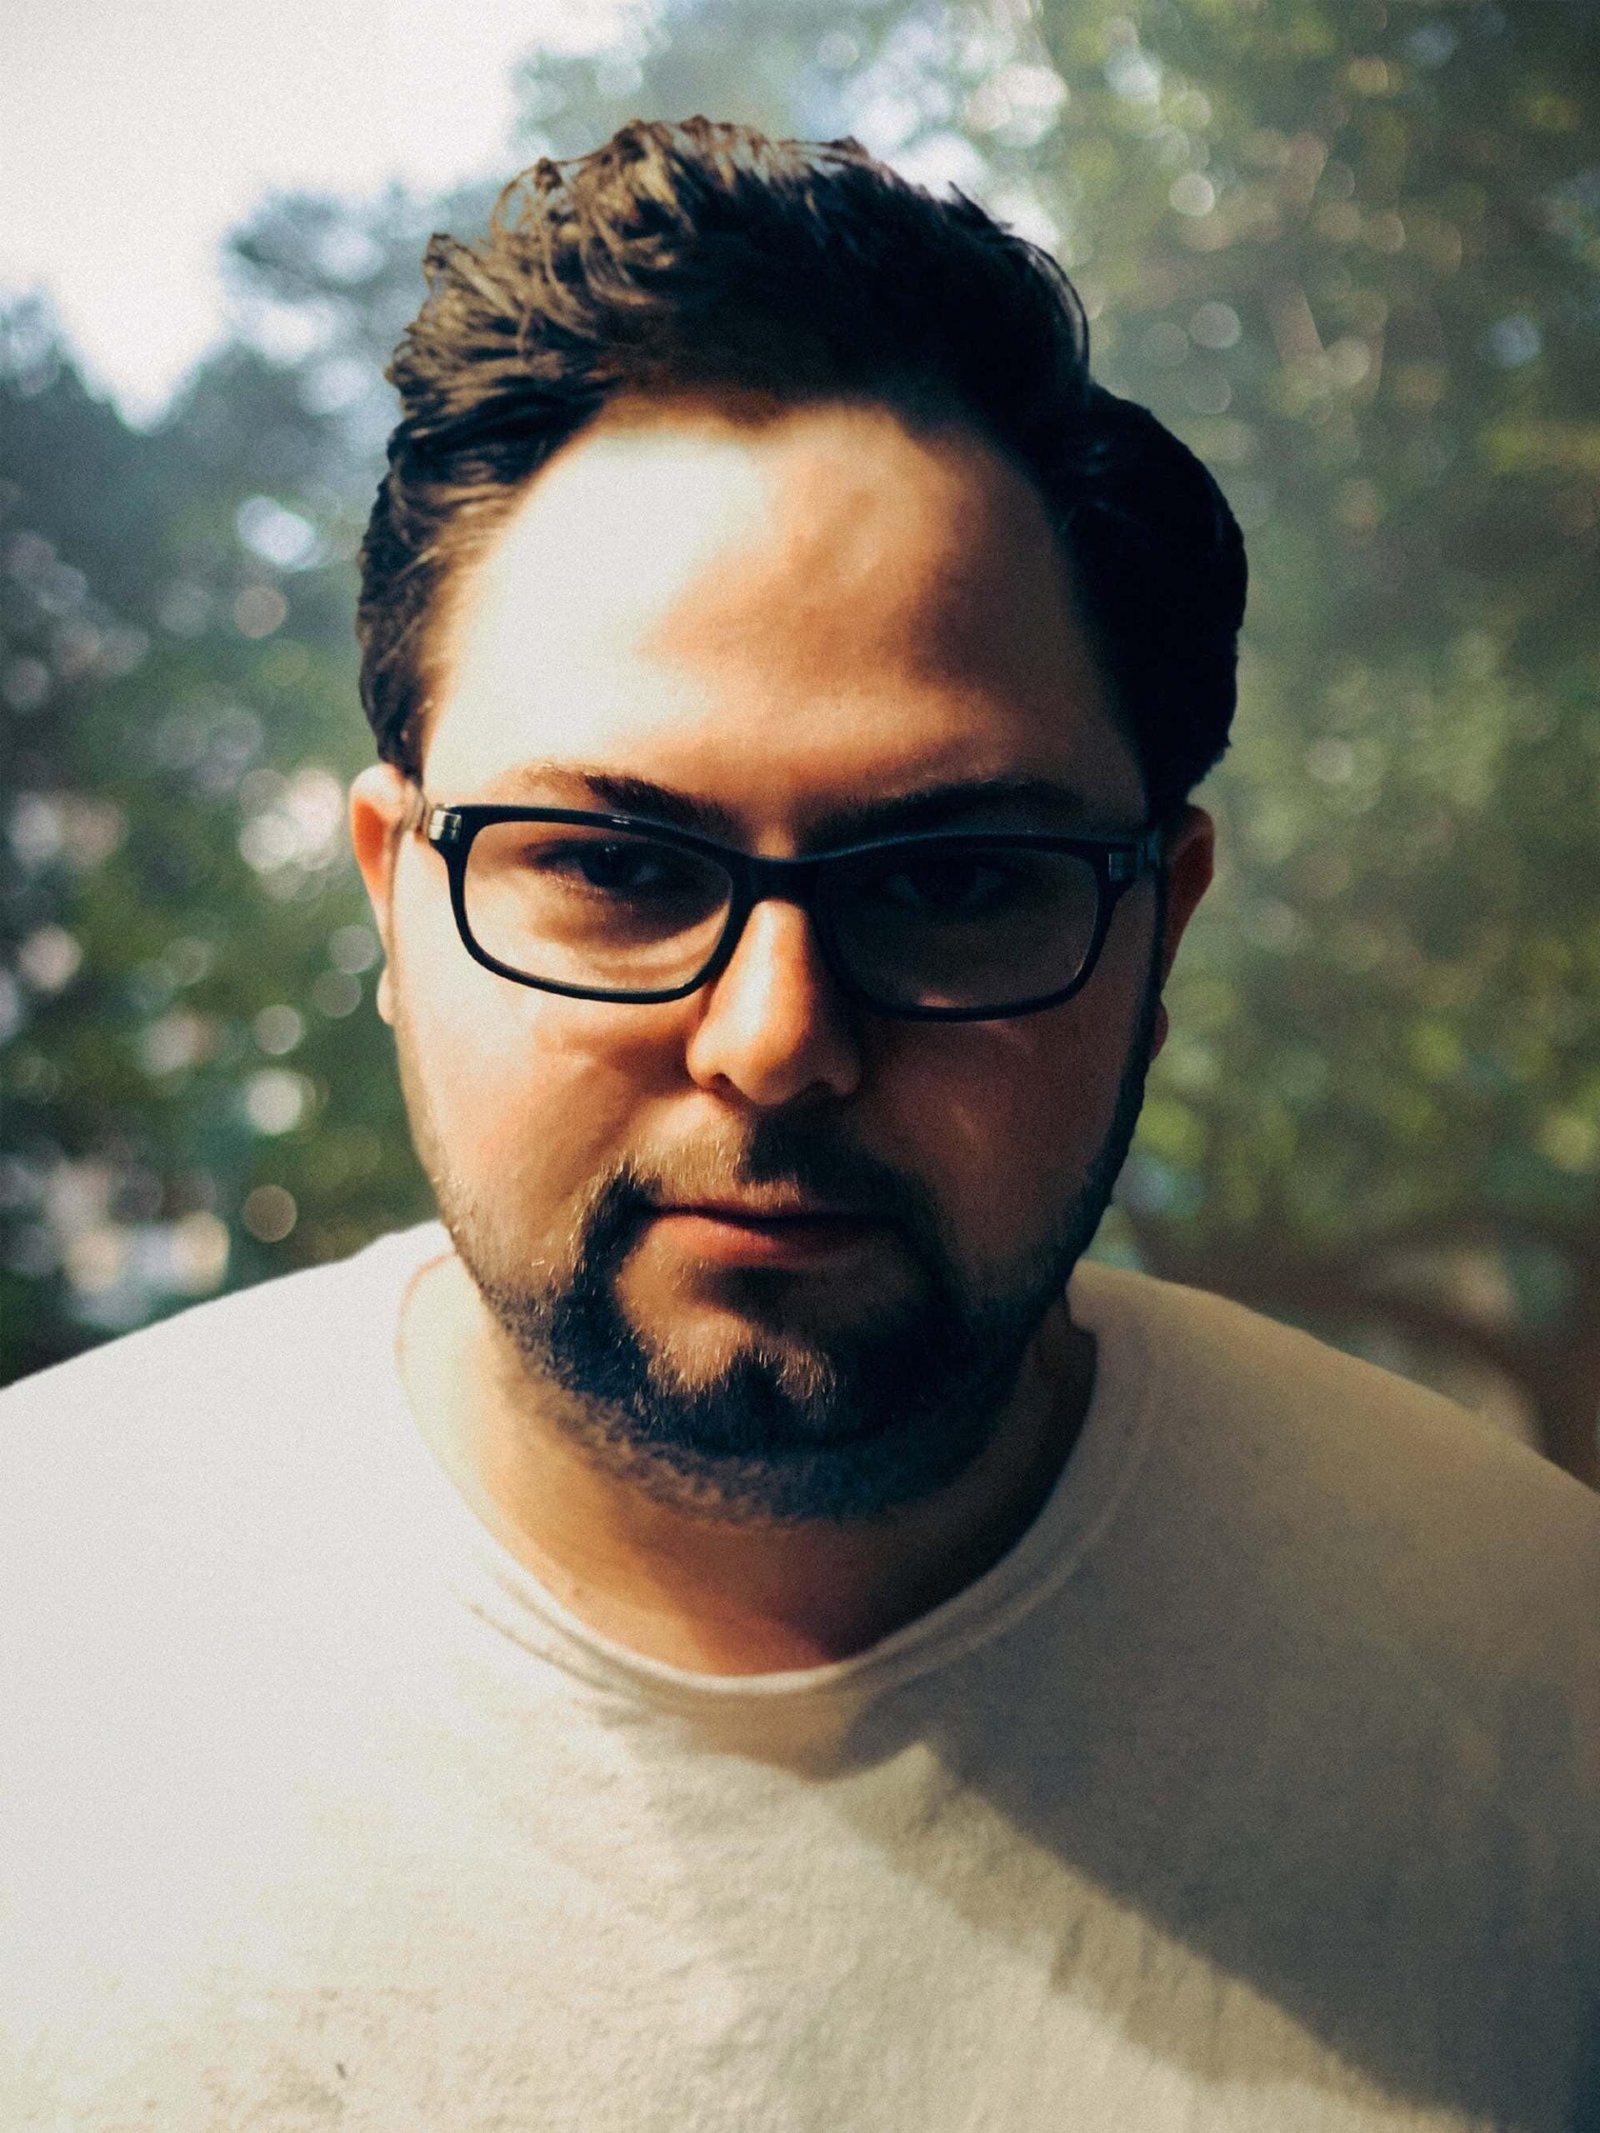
[352,401,1211,1522]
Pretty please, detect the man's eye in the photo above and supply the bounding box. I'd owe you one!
[875,857,1016,915]
[528,841,684,895]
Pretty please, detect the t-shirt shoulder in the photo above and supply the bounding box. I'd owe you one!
[0,1224,445,1577]
[1073,1256,1600,1715]
[2,1222,440,1416]
[1075,1253,1588,1508]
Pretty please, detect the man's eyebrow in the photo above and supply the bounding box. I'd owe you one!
[475,765,745,839]
[472,765,1097,846]
[810,777,1096,845]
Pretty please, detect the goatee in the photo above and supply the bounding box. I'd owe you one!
[430,983,1159,1525]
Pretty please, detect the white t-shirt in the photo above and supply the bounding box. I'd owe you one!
[1,1222,1595,2132]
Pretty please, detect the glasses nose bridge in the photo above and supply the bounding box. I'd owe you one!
[735,847,829,914]
[717,846,837,968]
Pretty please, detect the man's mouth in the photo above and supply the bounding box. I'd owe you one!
[648,1202,884,1265]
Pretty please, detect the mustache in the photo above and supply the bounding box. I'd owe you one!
[573,1115,948,1260]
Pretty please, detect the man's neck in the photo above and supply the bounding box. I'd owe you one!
[396,1250,1096,1675]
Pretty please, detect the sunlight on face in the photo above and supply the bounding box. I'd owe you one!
[425,401,1145,844]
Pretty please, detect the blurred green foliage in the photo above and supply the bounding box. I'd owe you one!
[2,0,1596,1477]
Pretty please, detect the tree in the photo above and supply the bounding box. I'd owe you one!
[0,291,432,1379]
[1013,0,1600,1480]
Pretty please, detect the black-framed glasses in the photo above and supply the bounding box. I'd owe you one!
[403,786,1165,1022]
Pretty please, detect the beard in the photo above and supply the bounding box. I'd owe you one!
[400,961,1161,1527]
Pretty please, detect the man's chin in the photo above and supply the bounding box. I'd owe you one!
[610,1313,841,1413]
[613,1249,927,1358]
[532,1249,1048,1522]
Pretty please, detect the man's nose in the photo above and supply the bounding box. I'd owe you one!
[683,897,863,1107]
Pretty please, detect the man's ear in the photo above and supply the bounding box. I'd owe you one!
[1149,804,1214,1061]
[348,763,411,1028]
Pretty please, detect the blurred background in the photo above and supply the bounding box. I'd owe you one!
[2,0,1596,1483]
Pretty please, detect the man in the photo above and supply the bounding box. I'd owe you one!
[2,119,1595,2132]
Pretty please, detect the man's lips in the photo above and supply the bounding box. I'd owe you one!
[662,1200,867,1222]
[646,1202,885,1265]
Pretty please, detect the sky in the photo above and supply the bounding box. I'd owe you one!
[2,0,643,424]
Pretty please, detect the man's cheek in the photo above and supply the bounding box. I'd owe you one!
[953,1056,1124,1252]
[907,1025,1112,1175]
[436,1039,633,1208]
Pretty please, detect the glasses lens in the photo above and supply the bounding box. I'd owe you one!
[827,841,1103,1012]
[463,822,733,992]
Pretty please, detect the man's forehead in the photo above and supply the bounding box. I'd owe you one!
[422,400,1144,822]
[441,400,1083,676]
[458,417,779,657]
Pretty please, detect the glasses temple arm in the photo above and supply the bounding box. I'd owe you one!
[399,780,432,837]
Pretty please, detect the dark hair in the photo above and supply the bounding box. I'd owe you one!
[358,117,1246,823]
